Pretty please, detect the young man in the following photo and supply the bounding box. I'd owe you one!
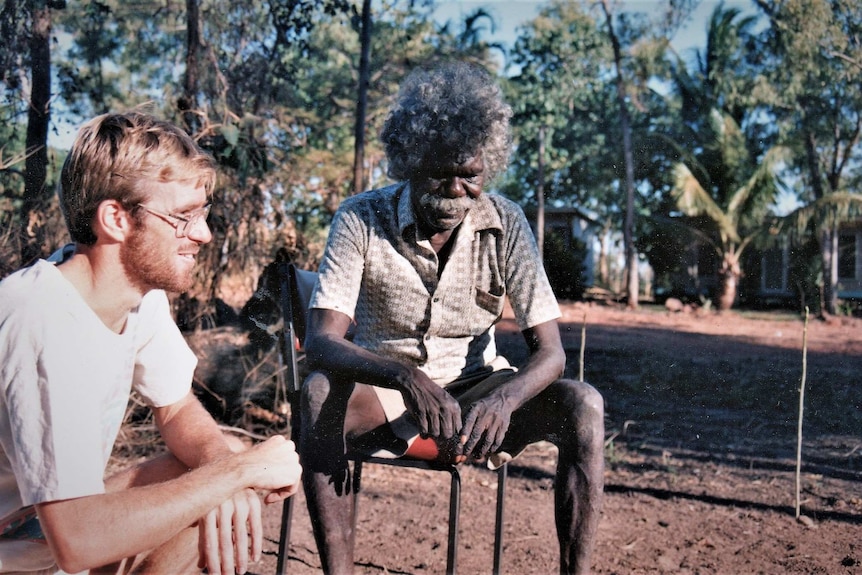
[0,112,302,574]
[299,62,605,574]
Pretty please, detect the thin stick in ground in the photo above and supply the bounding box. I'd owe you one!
[795,307,809,521]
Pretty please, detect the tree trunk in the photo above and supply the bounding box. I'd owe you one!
[182,0,200,133]
[598,228,609,287]
[717,253,741,312]
[802,124,837,316]
[352,0,372,196]
[601,0,639,309]
[21,0,52,266]
[536,125,545,264]
[820,226,838,316]
[717,271,738,312]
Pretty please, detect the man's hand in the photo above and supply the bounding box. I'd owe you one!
[198,435,302,575]
[459,394,513,461]
[238,435,303,493]
[198,488,261,575]
[400,367,462,440]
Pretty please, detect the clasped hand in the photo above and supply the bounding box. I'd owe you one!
[402,370,512,464]
[198,487,261,575]
[199,435,301,575]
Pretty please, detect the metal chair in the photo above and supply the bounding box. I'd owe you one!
[274,263,507,575]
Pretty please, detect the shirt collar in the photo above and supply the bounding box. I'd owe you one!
[397,182,504,238]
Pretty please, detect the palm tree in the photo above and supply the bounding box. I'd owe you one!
[671,126,786,311]
[667,6,785,311]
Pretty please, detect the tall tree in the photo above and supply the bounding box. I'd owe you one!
[21,0,64,265]
[505,0,615,279]
[351,0,372,195]
[600,0,639,308]
[665,5,786,311]
[181,0,201,133]
[506,0,684,294]
[756,0,862,314]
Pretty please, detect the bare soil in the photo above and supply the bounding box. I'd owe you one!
[199,301,862,574]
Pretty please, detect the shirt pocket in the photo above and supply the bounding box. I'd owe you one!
[474,287,504,318]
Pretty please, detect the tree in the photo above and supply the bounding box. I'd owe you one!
[665,5,786,312]
[600,0,639,308]
[505,1,615,284]
[15,0,63,266]
[352,0,372,195]
[506,0,686,295]
[756,0,862,315]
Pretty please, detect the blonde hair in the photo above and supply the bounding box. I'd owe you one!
[60,112,217,245]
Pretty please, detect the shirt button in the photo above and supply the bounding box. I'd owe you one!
[433,297,440,302]
[424,334,431,340]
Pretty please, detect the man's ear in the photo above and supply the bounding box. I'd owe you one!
[93,199,133,243]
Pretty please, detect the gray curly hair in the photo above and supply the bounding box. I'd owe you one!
[381,61,513,182]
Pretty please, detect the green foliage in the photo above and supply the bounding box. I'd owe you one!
[503,0,680,297]
[4,0,862,315]
[643,4,787,310]
[504,1,616,209]
[756,0,862,312]
[1,0,503,303]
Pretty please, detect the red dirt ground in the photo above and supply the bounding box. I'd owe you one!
[223,301,862,574]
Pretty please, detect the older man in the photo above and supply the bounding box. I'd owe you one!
[299,61,604,574]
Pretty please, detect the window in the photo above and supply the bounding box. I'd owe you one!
[838,233,857,280]
[761,247,786,292]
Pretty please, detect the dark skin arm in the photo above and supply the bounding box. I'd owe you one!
[459,319,566,460]
[305,308,462,440]
[306,309,566,462]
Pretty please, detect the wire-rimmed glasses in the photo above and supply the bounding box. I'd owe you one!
[137,203,212,238]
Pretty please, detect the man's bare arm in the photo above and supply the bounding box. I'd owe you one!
[459,319,566,458]
[305,307,462,439]
[35,420,300,573]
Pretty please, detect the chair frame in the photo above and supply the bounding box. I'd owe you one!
[275,263,507,575]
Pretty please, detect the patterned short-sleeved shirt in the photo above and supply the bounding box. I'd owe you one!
[310,182,561,385]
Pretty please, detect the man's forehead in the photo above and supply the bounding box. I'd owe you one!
[420,153,485,175]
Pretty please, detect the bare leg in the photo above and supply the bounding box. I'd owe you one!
[504,379,605,575]
[299,371,387,575]
[91,453,200,574]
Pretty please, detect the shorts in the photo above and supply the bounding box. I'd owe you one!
[0,507,44,543]
[0,506,56,574]
[366,356,526,469]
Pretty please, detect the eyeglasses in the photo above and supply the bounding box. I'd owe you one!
[136,203,212,238]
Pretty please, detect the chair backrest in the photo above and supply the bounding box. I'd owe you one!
[279,263,319,392]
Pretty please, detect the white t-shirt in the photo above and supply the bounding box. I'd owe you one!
[0,259,197,572]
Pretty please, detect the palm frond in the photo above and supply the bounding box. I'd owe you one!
[774,192,862,243]
[726,146,789,218]
[672,163,740,243]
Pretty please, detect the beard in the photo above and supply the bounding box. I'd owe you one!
[120,224,196,294]
[418,193,475,231]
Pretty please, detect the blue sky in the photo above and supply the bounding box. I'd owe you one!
[432,0,758,58]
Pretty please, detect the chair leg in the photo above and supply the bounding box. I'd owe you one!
[276,496,294,575]
[493,463,507,575]
[353,459,363,536]
[446,467,461,575]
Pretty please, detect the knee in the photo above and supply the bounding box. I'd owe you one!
[577,382,604,425]
[559,379,604,437]
[300,370,335,417]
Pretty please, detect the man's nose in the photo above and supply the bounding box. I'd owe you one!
[442,177,466,198]
[187,219,213,244]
